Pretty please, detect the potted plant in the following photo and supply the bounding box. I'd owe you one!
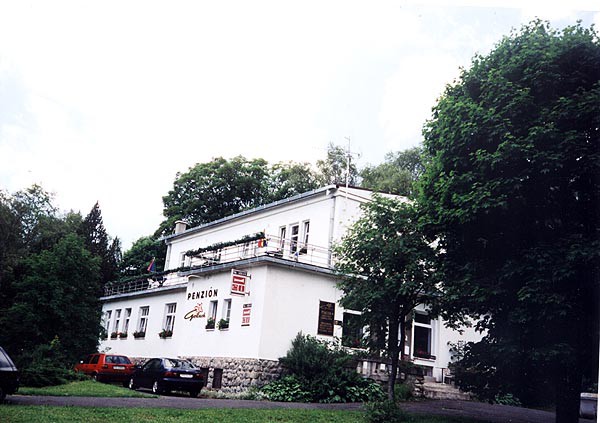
[205,317,215,330]
[159,329,173,338]
[217,318,229,330]
[110,331,118,339]
[133,330,145,339]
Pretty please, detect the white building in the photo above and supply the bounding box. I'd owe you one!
[99,185,481,391]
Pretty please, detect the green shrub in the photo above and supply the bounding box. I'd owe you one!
[260,376,312,402]
[494,393,522,407]
[364,400,408,423]
[265,332,386,403]
[394,383,413,401]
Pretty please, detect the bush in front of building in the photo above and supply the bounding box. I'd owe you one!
[364,399,408,423]
[261,332,385,403]
[17,338,87,387]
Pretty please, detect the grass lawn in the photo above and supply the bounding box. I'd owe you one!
[17,380,156,398]
[0,406,488,423]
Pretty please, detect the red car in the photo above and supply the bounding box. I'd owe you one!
[74,353,135,385]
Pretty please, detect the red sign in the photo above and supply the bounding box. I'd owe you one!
[242,303,252,326]
[231,269,248,296]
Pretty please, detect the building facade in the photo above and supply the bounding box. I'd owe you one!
[99,185,481,391]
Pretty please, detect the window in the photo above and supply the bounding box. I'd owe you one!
[290,224,299,254]
[209,300,218,320]
[300,220,310,254]
[222,299,232,321]
[113,309,121,333]
[342,312,364,348]
[278,226,286,251]
[138,306,150,333]
[413,312,433,359]
[104,310,112,333]
[163,303,177,332]
[123,308,131,333]
[179,253,189,268]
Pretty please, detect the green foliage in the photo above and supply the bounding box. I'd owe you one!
[266,333,385,403]
[260,375,312,402]
[364,400,408,423]
[394,383,413,401]
[494,393,522,407]
[419,20,600,418]
[316,142,359,186]
[335,196,439,398]
[120,236,167,276]
[361,147,425,197]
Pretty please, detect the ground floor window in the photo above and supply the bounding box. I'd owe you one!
[138,306,149,334]
[163,303,177,333]
[342,312,364,348]
[413,325,432,359]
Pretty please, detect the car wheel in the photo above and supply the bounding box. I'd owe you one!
[189,389,200,398]
[152,381,162,395]
[128,377,137,390]
[92,373,98,382]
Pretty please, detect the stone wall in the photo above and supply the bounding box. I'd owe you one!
[182,356,283,393]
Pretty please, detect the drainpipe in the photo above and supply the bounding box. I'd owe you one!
[327,188,337,267]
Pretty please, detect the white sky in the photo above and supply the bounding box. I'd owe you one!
[0,0,598,249]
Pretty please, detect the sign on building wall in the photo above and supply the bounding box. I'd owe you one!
[184,303,206,321]
[317,301,335,336]
[241,303,252,326]
[231,269,249,296]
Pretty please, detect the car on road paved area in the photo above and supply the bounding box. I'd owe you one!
[74,353,135,385]
[0,346,19,402]
[128,357,204,397]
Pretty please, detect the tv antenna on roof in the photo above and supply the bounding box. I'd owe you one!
[343,136,360,190]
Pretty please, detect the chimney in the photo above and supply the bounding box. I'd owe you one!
[174,220,188,234]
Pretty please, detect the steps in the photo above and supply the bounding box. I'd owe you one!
[423,382,472,401]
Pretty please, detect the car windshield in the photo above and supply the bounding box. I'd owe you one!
[164,359,196,369]
[106,355,131,364]
[0,347,15,368]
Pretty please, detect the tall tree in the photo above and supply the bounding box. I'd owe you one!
[79,202,120,285]
[361,147,425,197]
[419,21,599,423]
[0,234,101,363]
[316,142,359,186]
[335,196,439,400]
[268,161,320,202]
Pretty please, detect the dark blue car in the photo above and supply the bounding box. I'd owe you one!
[128,358,204,397]
[0,347,19,402]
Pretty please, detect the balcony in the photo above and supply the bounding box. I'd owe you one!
[103,234,334,297]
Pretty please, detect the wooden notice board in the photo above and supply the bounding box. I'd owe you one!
[317,301,335,336]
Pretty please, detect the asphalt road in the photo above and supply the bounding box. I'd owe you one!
[4,394,596,423]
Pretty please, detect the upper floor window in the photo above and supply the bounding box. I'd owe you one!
[123,308,132,333]
[290,224,300,255]
[413,312,433,359]
[278,226,287,251]
[113,309,121,333]
[222,299,232,321]
[104,310,112,333]
[300,220,310,255]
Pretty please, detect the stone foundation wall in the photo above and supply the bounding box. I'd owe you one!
[130,356,282,393]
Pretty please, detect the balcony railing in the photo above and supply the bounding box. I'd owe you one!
[103,234,334,297]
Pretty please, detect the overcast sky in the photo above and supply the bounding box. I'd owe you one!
[0,1,598,249]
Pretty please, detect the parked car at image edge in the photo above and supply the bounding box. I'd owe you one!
[128,357,204,397]
[74,353,135,385]
[0,346,19,401]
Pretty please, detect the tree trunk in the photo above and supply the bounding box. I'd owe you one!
[555,364,582,423]
[387,316,400,401]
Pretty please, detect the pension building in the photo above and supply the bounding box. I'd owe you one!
[99,185,481,392]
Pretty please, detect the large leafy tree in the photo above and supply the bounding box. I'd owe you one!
[157,156,321,236]
[1,234,101,364]
[419,21,599,422]
[316,142,359,186]
[361,146,425,197]
[335,196,439,400]
[120,235,167,275]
